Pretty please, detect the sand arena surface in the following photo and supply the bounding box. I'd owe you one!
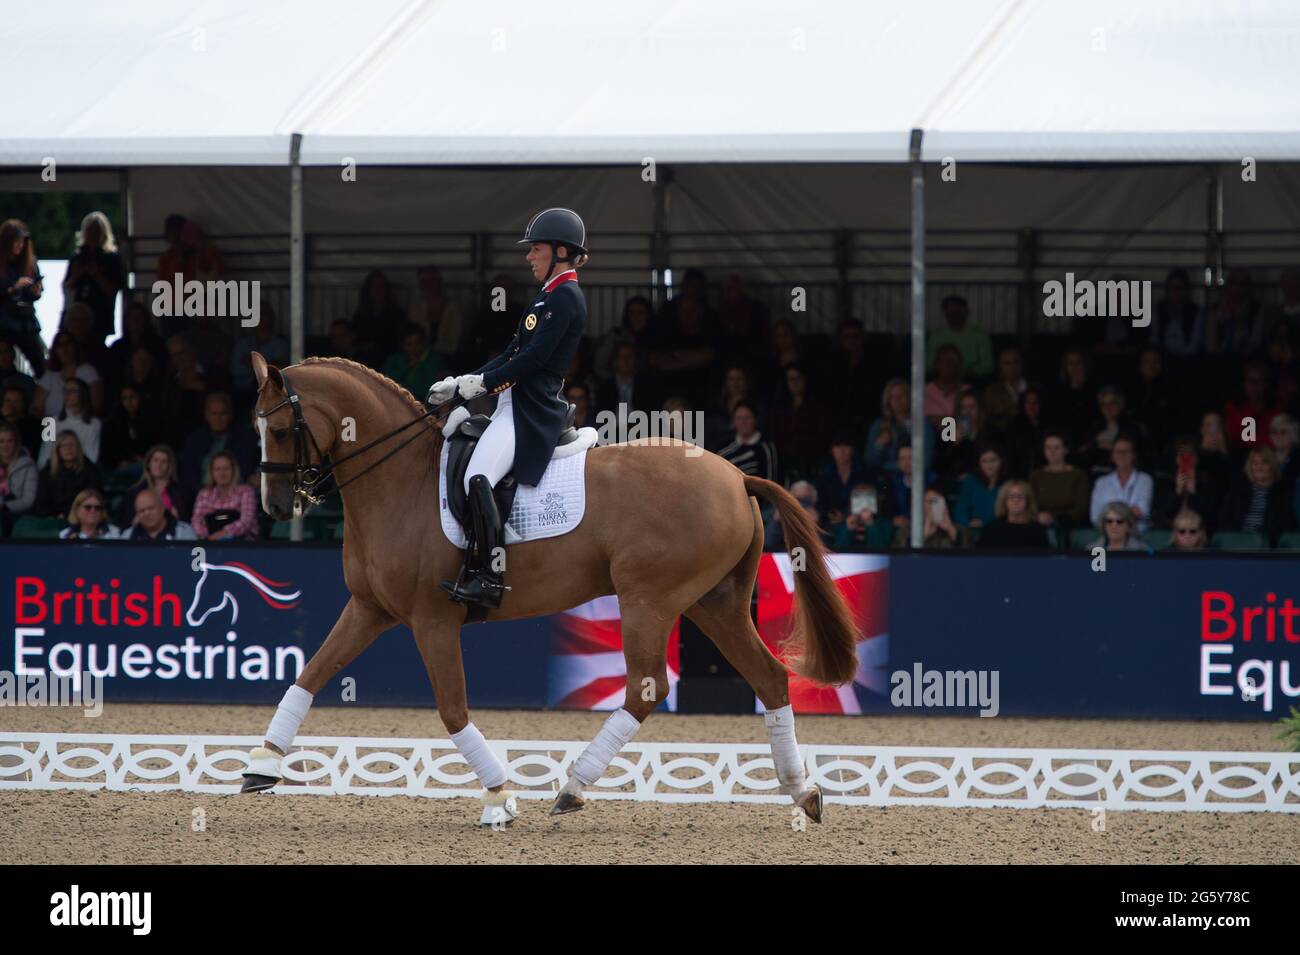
[2,704,1296,864]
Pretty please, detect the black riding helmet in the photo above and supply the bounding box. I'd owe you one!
[518,208,587,282]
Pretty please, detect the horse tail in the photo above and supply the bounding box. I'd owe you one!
[743,475,858,686]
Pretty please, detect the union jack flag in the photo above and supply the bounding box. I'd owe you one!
[547,553,887,714]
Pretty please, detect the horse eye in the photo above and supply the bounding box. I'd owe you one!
[272,428,290,440]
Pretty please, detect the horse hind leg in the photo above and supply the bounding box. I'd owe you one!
[682,507,824,822]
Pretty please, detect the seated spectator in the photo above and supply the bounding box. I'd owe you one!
[1090,436,1154,533]
[1155,268,1204,357]
[324,319,363,362]
[1047,348,1096,450]
[704,364,761,450]
[596,341,658,422]
[1,384,41,457]
[466,272,528,367]
[1206,268,1263,355]
[565,382,596,429]
[1271,414,1300,495]
[831,482,894,552]
[759,319,804,395]
[408,266,465,361]
[1129,346,1174,447]
[593,296,653,385]
[156,217,224,291]
[118,343,168,410]
[382,323,442,399]
[911,487,961,548]
[1223,360,1280,450]
[1153,437,1227,536]
[866,378,935,473]
[718,401,779,482]
[1029,431,1090,533]
[934,387,982,479]
[353,270,407,369]
[769,363,831,482]
[980,345,1028,437]
[163,336,212,441]
[814,432,869,526]
[1088,500,1150,552]
[60,301,109,375]
[124,488,197,541]
[192,450,259,541]
[1218,448,1296,546]
[0,337,36,401]
[1080,385,1142,475]
[33,331,104,418]
[1198,410,1234,495]
[716,273,771,369]
[1003,386,1047,478]
[231,301,290,402]
[106,302,164,382]
[178,316,234,387]
[954,444,1006,530]
[1169,508,1208,551]
[0,422,37,535]
[977,481,1051,549]
[927,295,993,381]
[1266,321,1300,411]
[1262,267,1300,343]
[100,383,164,473]
[885,443,935,535]
[646,294,721,406]
[828,319,879,436]
[59,488,120,540]
[37,378,101,467]
[117,444,193,526]
[180,392,260,491]
[924,344,964,427]
[34,431,102,519]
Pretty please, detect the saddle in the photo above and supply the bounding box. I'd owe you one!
[443,402,582,534]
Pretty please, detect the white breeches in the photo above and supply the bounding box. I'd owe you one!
[465,387,515,494]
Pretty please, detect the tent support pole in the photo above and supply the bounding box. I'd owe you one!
[909,129,926,549]
[289,132,305,543]
[651,167,671,308]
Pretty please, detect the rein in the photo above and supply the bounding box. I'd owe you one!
[257,367,460,513]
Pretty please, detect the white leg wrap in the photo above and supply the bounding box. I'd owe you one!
[764,704,807,798]
[266,684,313,753]
[451,722,508,790]
[569,708,641,788]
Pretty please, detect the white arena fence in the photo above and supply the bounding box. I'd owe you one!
[1,734,1298,813]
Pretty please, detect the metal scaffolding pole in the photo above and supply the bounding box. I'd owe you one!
[909,129,927,548]
[289,132,305,543]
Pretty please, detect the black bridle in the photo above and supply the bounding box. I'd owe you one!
[256,367,456,515]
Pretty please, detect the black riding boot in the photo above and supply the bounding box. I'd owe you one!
[440,474,508,609]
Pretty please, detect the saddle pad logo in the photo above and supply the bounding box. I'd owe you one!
[524,313,537,330]
[538,491,568,526]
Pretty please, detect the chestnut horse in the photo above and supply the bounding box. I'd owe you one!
[243,352,857,824]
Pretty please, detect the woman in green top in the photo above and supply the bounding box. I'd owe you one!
[1030,430,1090,535]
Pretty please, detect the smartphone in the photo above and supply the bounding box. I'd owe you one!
[850,487,877,515]
[1177,451,1194,477]
[929,495,947,524]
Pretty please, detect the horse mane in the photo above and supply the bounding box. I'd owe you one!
[295,355,443,454]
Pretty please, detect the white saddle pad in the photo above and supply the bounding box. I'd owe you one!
[439,428,598,549]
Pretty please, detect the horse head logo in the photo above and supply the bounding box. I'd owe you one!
[186,559,303,628]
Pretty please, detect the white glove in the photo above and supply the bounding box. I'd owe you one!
[457,374,486,399]
[427,375,457,405]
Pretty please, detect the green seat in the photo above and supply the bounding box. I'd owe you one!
[1210,531,1269,552]
[11,515,68,539]
[1276,531,1300,551]
[1069,528,1098,551]
[1144,529,1173,550]
[332,521,345,540]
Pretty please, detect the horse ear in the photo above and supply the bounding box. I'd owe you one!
[251,351,283,392]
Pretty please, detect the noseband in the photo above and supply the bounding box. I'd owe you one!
[256,368,449,515]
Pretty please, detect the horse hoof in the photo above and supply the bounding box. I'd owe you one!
[479,791,519,828]
[240,773,279,794]
[550,790,586,816]
[796,785,824,824]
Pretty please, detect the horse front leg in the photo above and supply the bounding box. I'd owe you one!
[412,616,518,828]
[241,596,394,793]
